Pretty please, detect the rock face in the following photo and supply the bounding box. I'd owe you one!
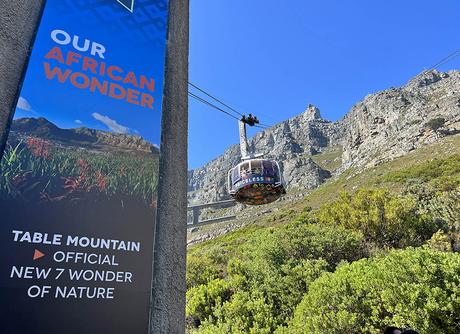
[188,70,460,204]
[340,70,460,170]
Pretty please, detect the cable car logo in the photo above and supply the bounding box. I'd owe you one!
[235,176,273,187]
[117,0,135,13]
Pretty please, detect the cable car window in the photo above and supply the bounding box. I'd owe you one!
[232,166,239,182]
[251,160,262,174]
[240,162,250,178]
[263,160,274,176]
[273,162,280,182]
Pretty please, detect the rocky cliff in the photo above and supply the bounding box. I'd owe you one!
[340,70,460,170]
[188,70,460,204]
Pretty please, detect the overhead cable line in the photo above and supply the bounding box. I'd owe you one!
[188,82,244,117]
[188,87,271,129]
[413,48,460,81]
[188,92,240,121]
[427,48,460,71]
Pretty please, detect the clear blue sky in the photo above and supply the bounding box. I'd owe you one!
[188,0,460,169]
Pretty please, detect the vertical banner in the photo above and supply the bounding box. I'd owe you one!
[0,1,169,333]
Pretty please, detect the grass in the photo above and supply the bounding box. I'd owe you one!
[310,145,343,172]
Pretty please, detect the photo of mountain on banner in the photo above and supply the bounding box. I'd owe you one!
[0,117,159,209]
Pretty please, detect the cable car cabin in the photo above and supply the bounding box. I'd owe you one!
[228,159,286,205]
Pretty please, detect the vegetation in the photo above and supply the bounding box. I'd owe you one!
[310,145,343,172]
[286,248,460,334]
[383,154,460,187]
[425,117,446,133]
[316,189,439,248]
[187,223,364,333]
[186,135,460,334]
[0,137,158,204]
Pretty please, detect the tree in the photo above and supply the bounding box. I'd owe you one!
[426,117,446,133]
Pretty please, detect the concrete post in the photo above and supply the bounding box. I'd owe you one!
[192,207,200,225]
[150,0,189,332]
[0,0,46,160]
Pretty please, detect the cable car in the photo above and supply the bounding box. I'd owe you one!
[227,115,286,205]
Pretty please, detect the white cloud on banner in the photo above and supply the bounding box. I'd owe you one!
[92,112,130,134]
[17,97,33,112]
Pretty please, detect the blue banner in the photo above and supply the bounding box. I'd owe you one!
[0,1,169,333]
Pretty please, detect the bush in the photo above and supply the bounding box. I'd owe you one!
[316,189,439,247]
[425,230,453,252]
[286,248,460,334]
[426,117,446,132]
[186,279,233,328]
[418,187,460,232]
[186,254,223,289]
[186,223,365,333]
[242,222,366,269]
[384,155,460,184]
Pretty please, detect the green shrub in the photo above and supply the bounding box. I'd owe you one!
[384,155,460,184]
[186,223,365,333]
[186,279,233,328]
[316,189,439,247]
[243,222,366,270]
[186,254,222,289]
[286,248,460,334]
[426,117,446,132]
[418,188,460,232]
[188,259,327,334]
[425,230,453,252]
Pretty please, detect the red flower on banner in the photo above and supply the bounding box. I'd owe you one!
[77,159,90,183]
[26,137,50,159]
[96,171,107,191]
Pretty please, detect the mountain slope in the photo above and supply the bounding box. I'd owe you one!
[186,132,460,333]
[188,70,460,204]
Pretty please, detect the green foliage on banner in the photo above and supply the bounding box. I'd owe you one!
[0,139,158,204]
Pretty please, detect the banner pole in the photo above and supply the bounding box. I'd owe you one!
[0,0,46,161]
[151,0,189,332]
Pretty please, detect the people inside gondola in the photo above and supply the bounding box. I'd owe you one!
[240,163,249,179]
[252,160,262,174]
